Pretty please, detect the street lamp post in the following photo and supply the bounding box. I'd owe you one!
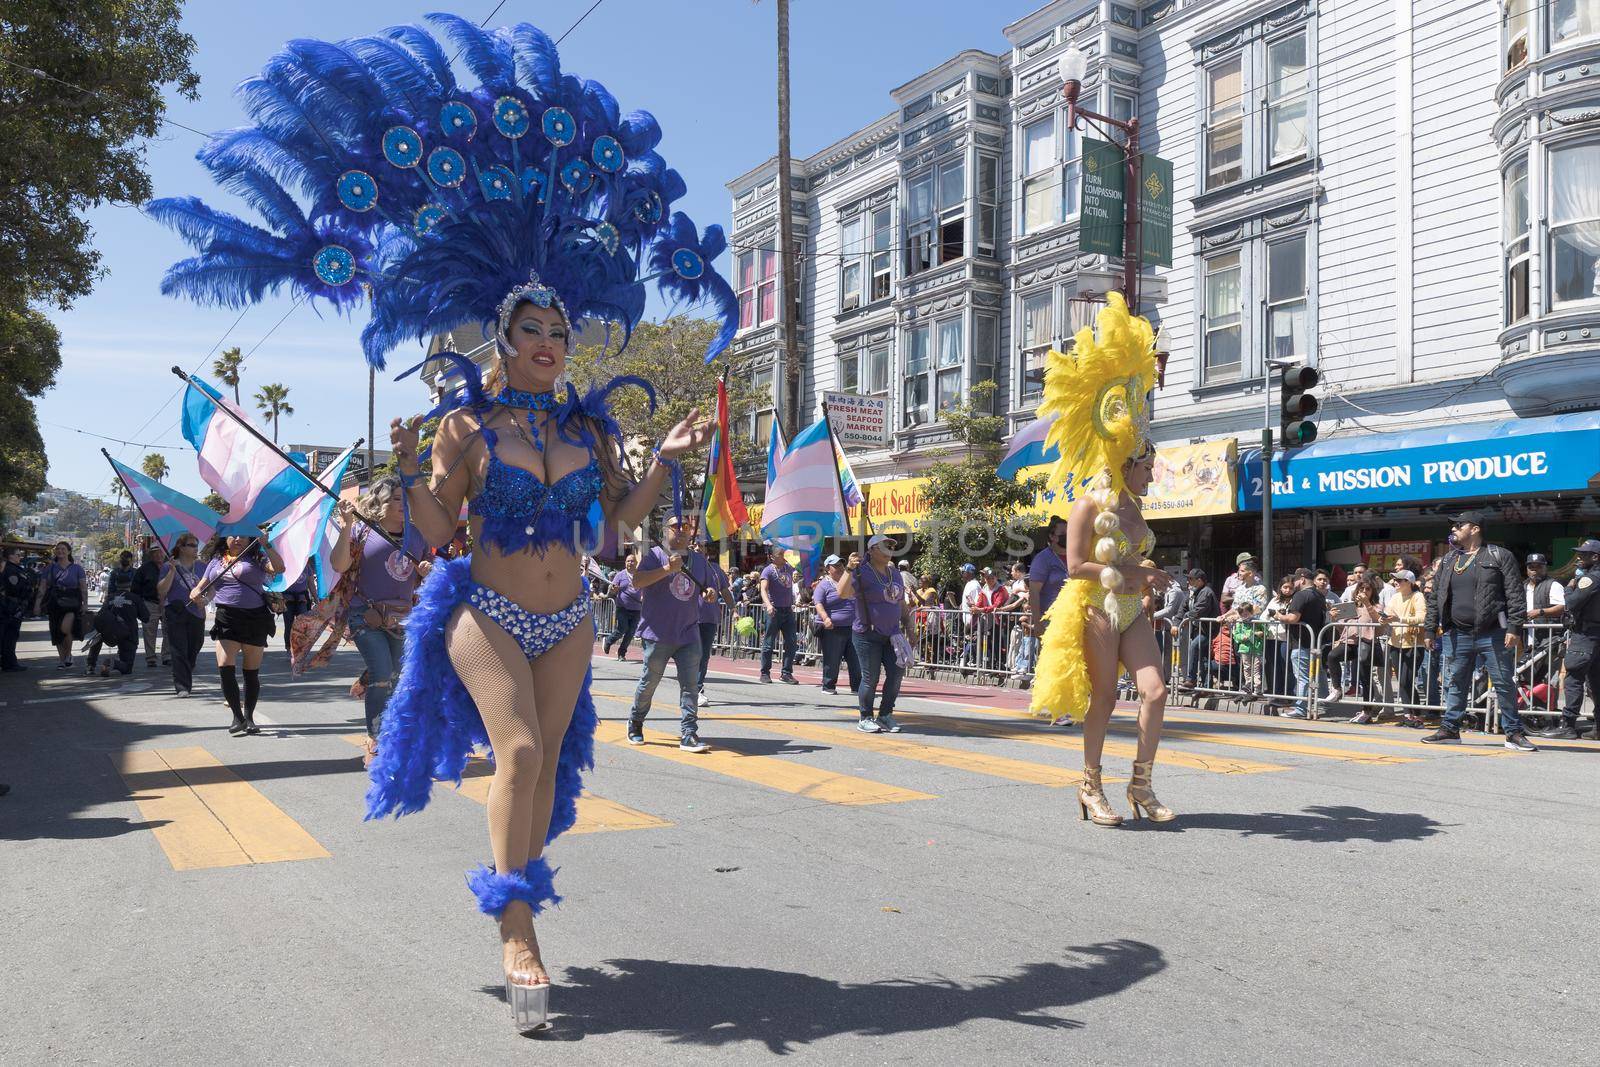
[1060,46,1166,388]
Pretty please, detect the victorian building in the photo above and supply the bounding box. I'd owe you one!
[724,0,1600,563]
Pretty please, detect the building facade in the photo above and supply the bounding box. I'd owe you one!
[724,0,1600,566]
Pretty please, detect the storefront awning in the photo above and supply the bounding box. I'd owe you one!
[1238,411,1600,512]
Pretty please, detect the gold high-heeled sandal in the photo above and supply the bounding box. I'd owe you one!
[1077,765,1123,827]
[1126,759,1176,822]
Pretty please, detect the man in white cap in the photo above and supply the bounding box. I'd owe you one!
[812,553,861,695]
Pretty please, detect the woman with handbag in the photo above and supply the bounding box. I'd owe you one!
[837,535,918,734]
[329,479,430,765]
[190,535,284,736]
[42,541,86,670]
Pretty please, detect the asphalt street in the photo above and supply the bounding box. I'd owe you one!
[1,615,1594,1065]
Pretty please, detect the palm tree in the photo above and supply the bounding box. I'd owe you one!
[141,452,170,482]
[254,383,294,442]
[213,346,244,405]
[108,477,127,508]
[202,492,227,514]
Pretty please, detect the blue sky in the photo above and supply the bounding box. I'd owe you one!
[37,0,1024,501]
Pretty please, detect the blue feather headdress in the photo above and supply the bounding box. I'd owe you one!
[148,13,738,367]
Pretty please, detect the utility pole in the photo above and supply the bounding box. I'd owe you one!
[775,0,802,437]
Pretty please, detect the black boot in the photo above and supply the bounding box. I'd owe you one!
[1537,722,1580,740]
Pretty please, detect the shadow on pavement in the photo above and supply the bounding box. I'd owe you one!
[504,940,1164,1049]
[1131,804,1445,843]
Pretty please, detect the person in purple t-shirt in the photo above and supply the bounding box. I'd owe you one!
[157,532,205,697]
[838,535,918,733]
[331,482,430,759]
[813,554,861,696]
[191,534,285,736]
[626,513,712,752]
[43,540,87,670]
[759,549,799,683]
[601,554,644,659]
[690,530,729,706]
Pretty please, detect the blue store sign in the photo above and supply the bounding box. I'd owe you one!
[1237,412,1600,512]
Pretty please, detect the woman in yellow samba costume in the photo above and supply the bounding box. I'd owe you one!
[1032,294,1175,827]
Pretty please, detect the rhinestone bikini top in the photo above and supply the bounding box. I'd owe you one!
[471,425,604,555]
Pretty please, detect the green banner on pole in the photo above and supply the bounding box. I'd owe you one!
[1140,153,1173,267]
[1080,137,1124,257]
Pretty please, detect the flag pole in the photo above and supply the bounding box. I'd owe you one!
[168,366,419,561]
[819,400,859,556]
[99,448,199,599]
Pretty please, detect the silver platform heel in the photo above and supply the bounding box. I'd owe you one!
[506,978,551,1033]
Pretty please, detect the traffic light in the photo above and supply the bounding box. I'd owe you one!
[1279,364,1320,450]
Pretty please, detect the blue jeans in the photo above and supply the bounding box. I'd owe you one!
[761,606,796,676]
[1440,628,1524,734]
[352,623,406,738]
[1289,646,1327,716]
[820,625,860,692]
[629,637,701,738]
[605,606,640,656]
[853,631,903,720]
[696,620,717,690]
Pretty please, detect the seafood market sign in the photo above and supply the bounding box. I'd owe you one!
[1238,416,1600,511]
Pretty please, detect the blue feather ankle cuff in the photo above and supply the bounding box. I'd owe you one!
[467,857,562,918]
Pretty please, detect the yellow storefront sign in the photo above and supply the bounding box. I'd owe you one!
[863,477,932,531]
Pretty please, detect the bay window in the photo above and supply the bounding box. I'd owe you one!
[840,341,890,398]
[1020,115,1080,234]
[1266,33,1308,167]
[1019,291,1052,402]
[1552,0,1600,48]
[1203,250,1243,379]
[1550,142,1600,308]
[935,317,964,414]
[903,325,931,426]
[1505,0,1531,70]
[1505,159,1531,323]
[750,365,777,446]
[1205,56,1244,189]
[737,244,777,329]
[1266,235,1308,360]
[907,158,967,275]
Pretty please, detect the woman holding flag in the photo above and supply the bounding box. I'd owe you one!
[191,535,284,736]
[158,533,204,698]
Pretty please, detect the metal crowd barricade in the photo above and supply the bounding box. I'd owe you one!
[1516,621,1567,730]
[1169,616,1316,715]
[902,606,1031,684]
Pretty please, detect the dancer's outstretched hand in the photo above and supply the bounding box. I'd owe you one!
[390,416,423,473]
[658,407,714,461]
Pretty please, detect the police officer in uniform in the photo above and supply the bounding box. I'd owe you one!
[1543,539,1600,740]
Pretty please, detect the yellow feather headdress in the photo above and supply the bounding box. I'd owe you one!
[1037,292,1158,515]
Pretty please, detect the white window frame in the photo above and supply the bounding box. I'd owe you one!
[936,157,967,265]
[737,243,778,330]
[976,154,999,258]
[1265,30,1309,169]
[749,365,777,445]
[1505,158,1531,324]
[972,314,998,412]
[1505,0,1532,71]
[838,215,866,312]
[905,172,935,276]
[1018,289,1053,403]
[935,316,965,415]
[902,324,931,426]
[1548,140,1600,311]
[1204,54,1245,190]
[1551,0,1600,51]
[869,206,893,302]
[1019,113,1081,235]
[1203,249,1244,381]
[1265,233,1308,362]
[839,339,891,399]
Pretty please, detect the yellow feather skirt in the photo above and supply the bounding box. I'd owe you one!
[1029,578,1119,720]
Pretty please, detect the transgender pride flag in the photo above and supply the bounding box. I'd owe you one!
[997,412,1060,481]
[762,420,846,553]
[106,454,217,551]
[265,444,356,596]
[181,376,314,534]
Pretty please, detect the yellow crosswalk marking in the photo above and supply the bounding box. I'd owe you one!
[705,712,1087,787]
[593,717,935,805]
[1113,724,1418,764]
[1158,711,1511,756]
[339,735,669,833]
[115,748,329,870]
[884,709,1286,774]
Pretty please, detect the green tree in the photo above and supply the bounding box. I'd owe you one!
[565,316,761,488]
[0,4,199,497]
[202,492,226,514]
[254,382,293,442]
[140,452,169,482]
[911,381,1046,586]
[89,529,127,564]
[212,346,243,406]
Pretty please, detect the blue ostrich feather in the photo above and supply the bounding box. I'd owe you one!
[152,14,740,368]
[650,213,740,362]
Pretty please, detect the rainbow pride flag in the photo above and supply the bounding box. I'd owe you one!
[701,378,750,541]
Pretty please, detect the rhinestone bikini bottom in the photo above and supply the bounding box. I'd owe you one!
[466,583,593,659]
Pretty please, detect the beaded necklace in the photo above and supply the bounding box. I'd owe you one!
[496,387,560,453]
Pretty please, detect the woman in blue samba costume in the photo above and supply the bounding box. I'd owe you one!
[147,14,738,1030]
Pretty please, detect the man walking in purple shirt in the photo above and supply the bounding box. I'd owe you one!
[627,513,713,752]
[759,548,799,684]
